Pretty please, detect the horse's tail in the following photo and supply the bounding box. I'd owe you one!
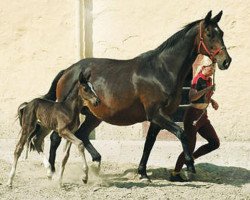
[43,69,65,101]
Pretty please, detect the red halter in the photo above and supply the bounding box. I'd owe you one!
[197,22,225,62]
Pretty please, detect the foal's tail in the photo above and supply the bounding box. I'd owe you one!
[42,69,65,101]
[17,102,28,126]
[17,101,45,156]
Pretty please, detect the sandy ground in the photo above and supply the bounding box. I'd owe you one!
[0,139,249,200]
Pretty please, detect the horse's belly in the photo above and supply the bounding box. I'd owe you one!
[86,101,147,126]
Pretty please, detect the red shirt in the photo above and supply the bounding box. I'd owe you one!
[191,72,213,103]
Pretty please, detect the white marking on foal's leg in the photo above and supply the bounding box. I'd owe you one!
[39,153,53,179]
[58,141,71,187]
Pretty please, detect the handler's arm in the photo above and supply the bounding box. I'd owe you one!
[189,86,214,102]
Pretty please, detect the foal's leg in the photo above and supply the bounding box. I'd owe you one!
[75,111,101,171]
[59,129,88,185]
[138,122,161,181]
[7,128,31,187]
[58,140,72,187]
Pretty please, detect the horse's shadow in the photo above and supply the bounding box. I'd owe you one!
[98,163,250,188]
[191,163,250,187]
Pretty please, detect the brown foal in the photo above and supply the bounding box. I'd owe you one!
[7,72,100,187]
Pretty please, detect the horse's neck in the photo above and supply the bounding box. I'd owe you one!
[157,28,198,88]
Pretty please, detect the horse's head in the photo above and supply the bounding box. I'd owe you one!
[198,10,232,70]
[78,72,101,107]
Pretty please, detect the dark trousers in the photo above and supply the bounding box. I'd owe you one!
[174,106,220,172]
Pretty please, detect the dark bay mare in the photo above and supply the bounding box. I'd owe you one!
[8,72,100,187]
[36,11,231,181]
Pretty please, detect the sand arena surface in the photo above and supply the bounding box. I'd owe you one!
[0,139,249,200]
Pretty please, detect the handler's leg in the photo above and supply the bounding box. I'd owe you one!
[193,121,220,158]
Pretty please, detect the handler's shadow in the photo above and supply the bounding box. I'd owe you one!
[189,163,250,187]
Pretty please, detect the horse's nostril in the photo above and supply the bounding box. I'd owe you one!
[223,60,230,69]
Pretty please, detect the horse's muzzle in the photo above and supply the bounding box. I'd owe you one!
[223,56,232,69]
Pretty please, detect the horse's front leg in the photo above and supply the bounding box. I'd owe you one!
[153,109,195,174]
[138,122,161,182]
[59,129,88,186]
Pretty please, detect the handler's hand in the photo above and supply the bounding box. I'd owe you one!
[211,100,219,110]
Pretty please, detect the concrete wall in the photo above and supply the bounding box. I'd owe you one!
[0,1,249,141]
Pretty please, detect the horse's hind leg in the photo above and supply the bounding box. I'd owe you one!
[138,122,161,181]
[153,112,195,173]
[75,110,101,173]
[7,127,31,187]
[58,140,71,187]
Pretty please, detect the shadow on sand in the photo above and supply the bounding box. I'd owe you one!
[99,163,250,188]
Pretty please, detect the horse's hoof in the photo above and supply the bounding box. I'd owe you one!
[139,175,151,183]
[91,161,101,175]
[186,162,196,174]
[187,165,196,174]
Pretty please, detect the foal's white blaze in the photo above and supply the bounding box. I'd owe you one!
[87,82,97,96]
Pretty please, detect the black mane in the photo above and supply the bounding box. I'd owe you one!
[139,19,202,58]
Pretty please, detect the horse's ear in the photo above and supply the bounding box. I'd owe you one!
[212,10,223,23]
[204,10,212,25]
[79,72,88,84]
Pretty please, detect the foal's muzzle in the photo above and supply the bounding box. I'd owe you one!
[93,98,101,107]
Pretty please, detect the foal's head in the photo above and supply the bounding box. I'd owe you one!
[78,72,101,107]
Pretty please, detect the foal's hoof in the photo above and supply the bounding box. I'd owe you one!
[6,183,12,189]
[82,178,88,184]
[82,175,88,184]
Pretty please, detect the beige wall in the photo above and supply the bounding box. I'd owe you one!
[0,1,249,141]
[0,0,79,138]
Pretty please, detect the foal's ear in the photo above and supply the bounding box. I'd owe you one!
[78,72,88,84]
[204,10,212,25]
[211,10,223,23]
